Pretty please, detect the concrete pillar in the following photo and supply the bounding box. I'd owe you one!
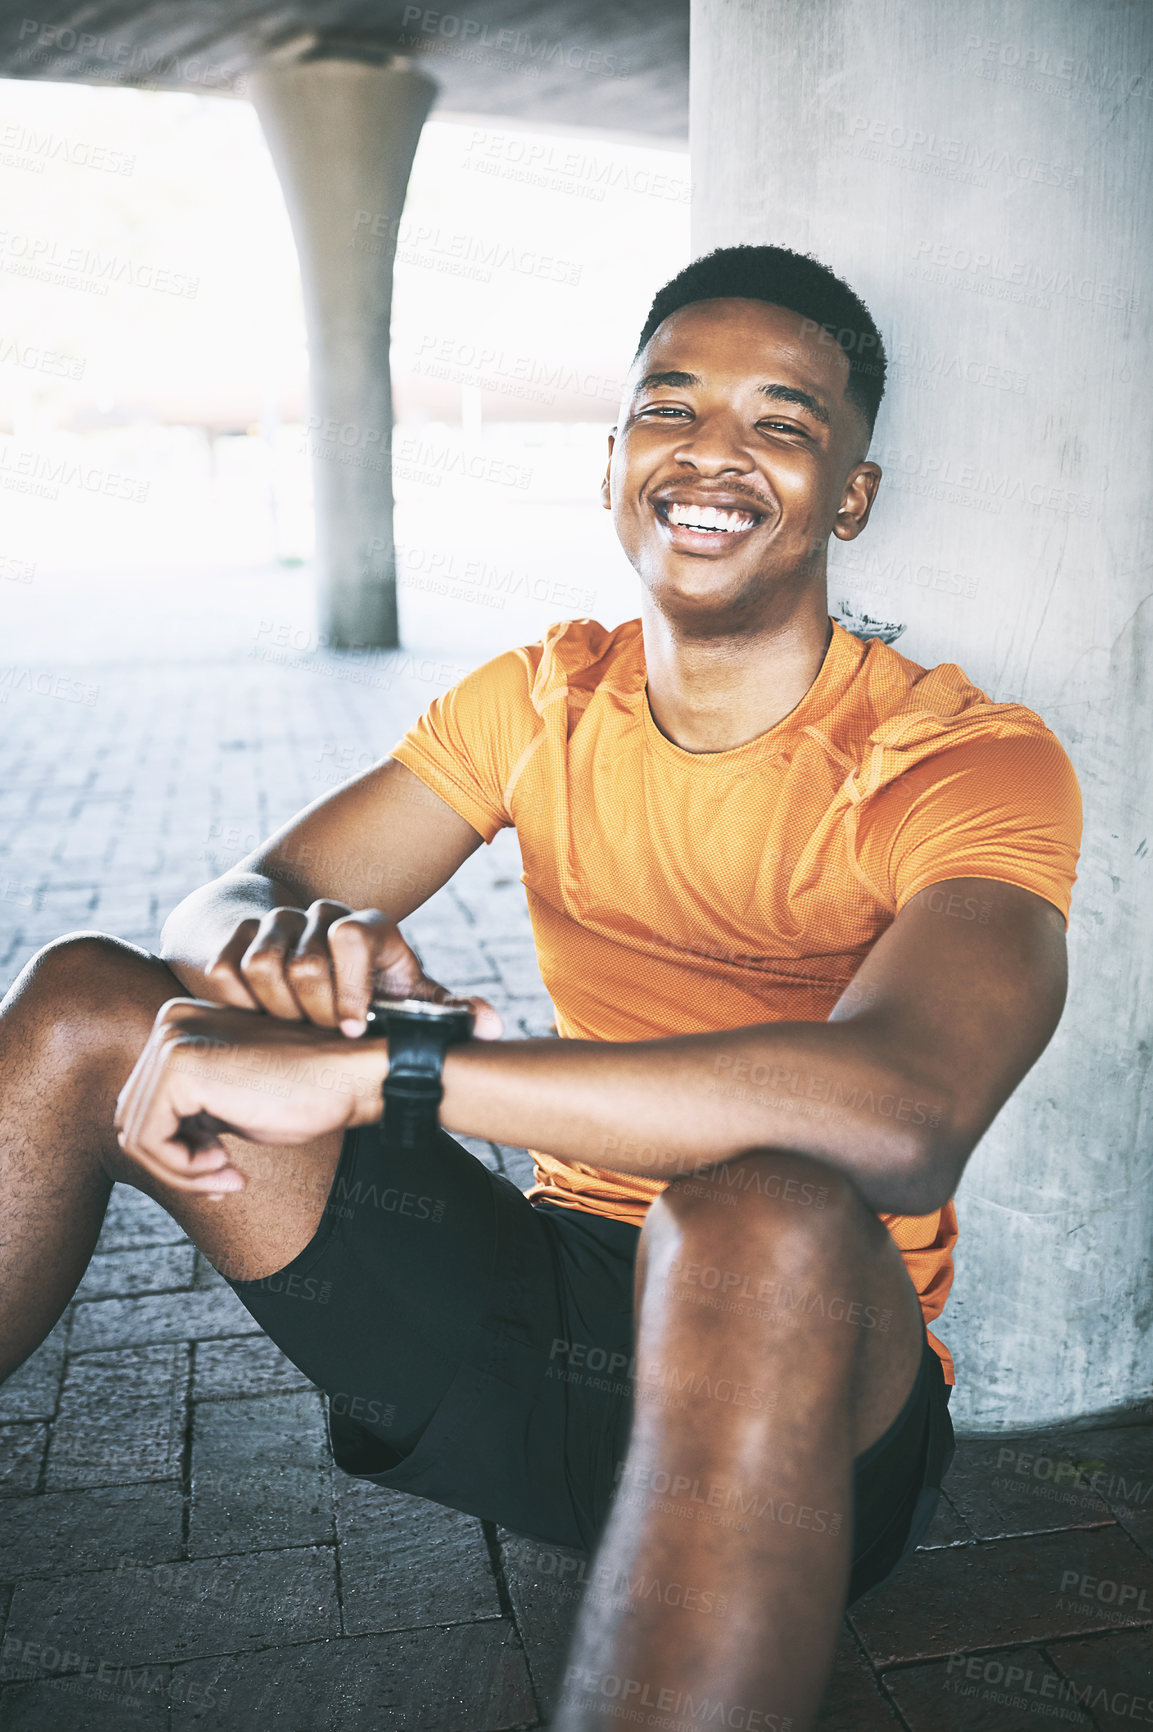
[691,0,1153,1431]
[250,54,436,648]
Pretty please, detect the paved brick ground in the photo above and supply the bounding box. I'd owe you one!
[1,574,1150,1729]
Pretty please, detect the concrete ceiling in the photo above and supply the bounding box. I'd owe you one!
[0,1,688,139]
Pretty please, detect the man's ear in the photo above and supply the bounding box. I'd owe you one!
[600,430,616,512]
[833,461,882,541]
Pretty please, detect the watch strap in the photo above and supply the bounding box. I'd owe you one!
[367,1000,474,1149]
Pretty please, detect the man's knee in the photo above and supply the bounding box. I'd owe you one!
[17,931,179,1055]
[27,929,167,995]
[650,1149,876,1265]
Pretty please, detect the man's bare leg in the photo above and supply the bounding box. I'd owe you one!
[554,1151,926,1732]
[0,932,344,1382]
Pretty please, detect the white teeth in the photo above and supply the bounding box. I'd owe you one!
[666,502,756,532]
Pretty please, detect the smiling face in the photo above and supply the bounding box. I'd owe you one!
[602,297,882,634]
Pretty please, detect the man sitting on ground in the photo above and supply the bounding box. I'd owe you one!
[0,245,1081,1729]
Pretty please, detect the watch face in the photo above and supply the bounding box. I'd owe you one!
[367,997,471,1022]
[365,998,476,1049]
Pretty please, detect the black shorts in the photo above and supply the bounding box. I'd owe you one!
[224,1121,955,1603]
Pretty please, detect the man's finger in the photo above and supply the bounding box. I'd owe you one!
[118,1041,247,1192]
[115,1010,215,1163]
[329,910,393,1036]
[128,1140,245,1195]
[115,1021,175,1154]
[239,909,309,1020]
[284,900,350,1027]
[177,1108,236,1154]
[466,996,504,1040]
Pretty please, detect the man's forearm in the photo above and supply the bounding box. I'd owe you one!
[440,1021,958,1217]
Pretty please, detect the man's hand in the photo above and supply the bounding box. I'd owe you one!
[205,900,502,1040]
[114,1000,393,1196]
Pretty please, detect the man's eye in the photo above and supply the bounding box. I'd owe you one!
[760,420,809,437]
[639,404,690,418]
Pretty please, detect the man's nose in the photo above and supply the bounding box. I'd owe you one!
[672,412,755,474]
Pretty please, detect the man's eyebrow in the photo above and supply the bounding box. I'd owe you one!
[633,371,832,427]
[634,370,701,392]
[759,383,831,425]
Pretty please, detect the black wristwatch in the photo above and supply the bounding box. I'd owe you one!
[365,997,475,1149]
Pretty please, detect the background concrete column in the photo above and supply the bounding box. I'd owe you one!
[691,0,1153,1430]
[251,54,436,648]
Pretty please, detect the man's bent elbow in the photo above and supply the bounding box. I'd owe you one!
[867,1125,966,1219]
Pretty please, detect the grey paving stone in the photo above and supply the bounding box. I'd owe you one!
[1058,1423,1153,1560]
[0,1424,48,1497]
[817,1624,906,1730]
[884,1643,1094,1729]
[69,1289,260,1354]
[454,891,530,933]
[168,1621,537,1730]
[95,1186,188,1252]
[91,888,158,930]
[189,1393,333,1557]
[45,1345,189,1490]
[943,1432,1115,1539]
[336,1478,501,1636]
[33,886,99,924]
[192,1336,316,1403]
[0,1483,184,1581]
[193,1251,228,1290]
[487,947,548,998]
[498,1144,538,1191]
[498,1530,587,1712]
[916,1488,974,1550]
[851,1527,1153,1666]
[405,938,502,989]
[1045,1628,1153,1730]
[0,1673,170,1729]
[0,1323,68,1423]
[76,1245,197,1300]
[1,1547,339,1674]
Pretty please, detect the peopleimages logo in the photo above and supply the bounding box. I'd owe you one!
[0,336,85,380]
[0,443,148,504]
[870,444,1094,517]
[1058,1569,1153,1614]
[946,1652,1153,1724]
[909,237,1137,312]
[1,1635,225,1712]
[399,7,632,79]
[614,1461,843,1535]
[0,120,134,175]
[351,211,583,286]
[0,666,99,705]
[463,129,691,205]
[563,1666,793,1730]
[533,1548,732,1618]
[0,229,199,298]
[843,114,1080,189]
[16,18,241,90]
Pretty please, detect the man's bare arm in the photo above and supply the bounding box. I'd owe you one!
[159,758,487,1024]
[437,876,1068,1217]
[121,876,1066,1210]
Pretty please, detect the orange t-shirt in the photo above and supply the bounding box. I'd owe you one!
[391,617,1083,1384]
